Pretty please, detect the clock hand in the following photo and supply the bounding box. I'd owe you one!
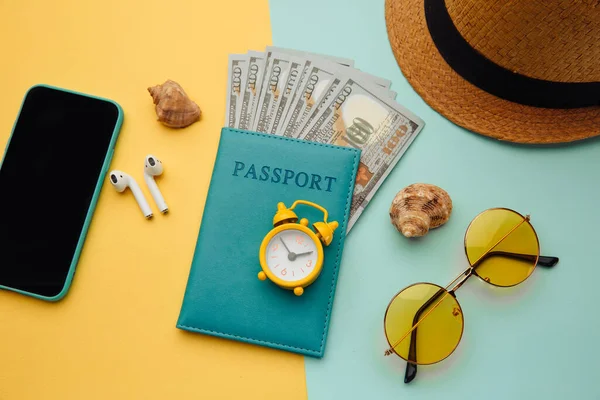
[280,238,291,254]
[295,251,313,257]
[280,238,298,261]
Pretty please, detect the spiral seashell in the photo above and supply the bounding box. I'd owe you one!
[389,183,452,238]
[148,80,201,128]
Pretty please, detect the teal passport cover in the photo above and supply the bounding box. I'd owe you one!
[177,128,360,357]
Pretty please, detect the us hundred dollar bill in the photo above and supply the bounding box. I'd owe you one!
[279,60,341,137]
[272,58,314,134]
[301,79,424,231]
[266,46,354,67]
[350,69,392,89]
[294,74,345,137]
[296,68,395,137]
[266,57,305,134]
[272,56,361,135]
[251,47,301,125]
[225,54,247,128]
[251,47,278,120]
[274,57,353,135]
[252,54,303,133]
[236,51,266,130]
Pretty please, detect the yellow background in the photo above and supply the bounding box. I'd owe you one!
[0,0,307,398]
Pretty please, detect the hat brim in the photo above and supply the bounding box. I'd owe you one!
[385,0,600,144]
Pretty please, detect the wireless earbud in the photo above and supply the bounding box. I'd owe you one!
[109,170,153,219]
[144,155,168,214]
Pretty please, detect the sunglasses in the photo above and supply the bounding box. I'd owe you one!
[383,208,559,383]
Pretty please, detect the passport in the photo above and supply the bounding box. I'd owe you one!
[177,128,360,357]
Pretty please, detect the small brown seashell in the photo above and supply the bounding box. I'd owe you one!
[389,183,452,238]
[148,80,201,128]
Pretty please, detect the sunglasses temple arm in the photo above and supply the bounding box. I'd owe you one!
[405,362,417,384]
[538,255,559,267]
[404,287,448,384]
[481,251,559,267]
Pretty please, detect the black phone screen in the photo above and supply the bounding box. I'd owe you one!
[0,86,120,298]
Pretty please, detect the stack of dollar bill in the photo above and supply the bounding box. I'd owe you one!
[226,46,425,231]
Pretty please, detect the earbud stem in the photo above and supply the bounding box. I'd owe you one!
[129,178,153,218]
[144,173,168,213]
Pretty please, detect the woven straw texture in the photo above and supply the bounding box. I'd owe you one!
[447,0,600,82]
[385,0,600,144]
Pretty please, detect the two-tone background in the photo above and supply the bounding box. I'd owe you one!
[1,0,599,398]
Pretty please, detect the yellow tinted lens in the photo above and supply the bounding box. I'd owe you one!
[384,283,464,365]
[465,208,539,287]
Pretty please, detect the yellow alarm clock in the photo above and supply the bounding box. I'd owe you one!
[258,200,338,296]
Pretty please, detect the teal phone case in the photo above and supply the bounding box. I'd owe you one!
[0,84,123,302]
[177,128,360,357]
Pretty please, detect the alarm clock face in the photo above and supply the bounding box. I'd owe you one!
[265,229,320,282]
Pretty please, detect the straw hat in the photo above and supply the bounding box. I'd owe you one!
[385,0,600,144]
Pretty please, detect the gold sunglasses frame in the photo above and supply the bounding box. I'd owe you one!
[382,207,558,382]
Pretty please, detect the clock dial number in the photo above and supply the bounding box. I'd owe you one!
[281,268,287,276]
[306,260,313,268]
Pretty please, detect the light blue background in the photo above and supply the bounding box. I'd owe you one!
[269,0,600,399]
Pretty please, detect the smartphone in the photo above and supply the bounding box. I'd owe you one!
[0,85,123,301]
